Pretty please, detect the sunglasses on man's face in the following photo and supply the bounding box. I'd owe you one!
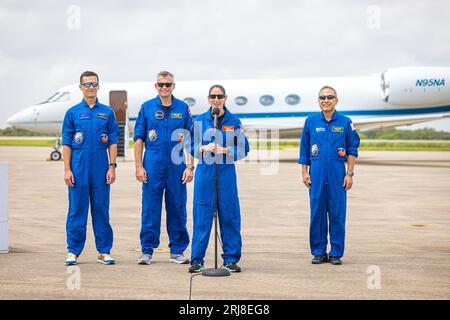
[209,94,225,100]
[319,95,336,101]
[157,82,173,88]
[81,82,99,88]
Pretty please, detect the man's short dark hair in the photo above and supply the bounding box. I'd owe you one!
[80,71,99,84]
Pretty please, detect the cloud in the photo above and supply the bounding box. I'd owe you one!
[1,0,450,130]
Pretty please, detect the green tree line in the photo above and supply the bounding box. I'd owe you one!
[1,126,450,140]
[358,128,450,140]
[0,127,53,136]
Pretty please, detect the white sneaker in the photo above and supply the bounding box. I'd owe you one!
[97,253,116,265]
[170,253,189,264]
[138,254,152,265]
[65,253,78,265]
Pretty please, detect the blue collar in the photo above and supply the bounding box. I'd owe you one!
[320,110,339,122]
[81,98,99,109]
[155,95,176,107]
[207,106,231,123]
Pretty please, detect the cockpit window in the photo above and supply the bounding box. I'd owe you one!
[40,92,60,104]
[39,91,71,104]
[54,92,71,102]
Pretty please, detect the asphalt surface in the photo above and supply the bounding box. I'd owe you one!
[0,146,449,300]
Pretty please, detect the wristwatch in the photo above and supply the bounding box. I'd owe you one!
[109,162,118,168]
[187,165,195,171]
[346,171,354,177]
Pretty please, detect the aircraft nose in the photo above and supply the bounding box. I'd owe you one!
[6,112,22,126]
[6,107,37,129]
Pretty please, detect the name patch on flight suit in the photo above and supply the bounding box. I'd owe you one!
[332,126,343,133]
[154,111,165,120]
[316,127,325,133]
[171,113,182,119]
[97,112,108,120]
[79,113,91,120]
[222,126,234,132]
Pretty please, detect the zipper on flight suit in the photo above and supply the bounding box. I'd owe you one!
[325,120,329,186]
[164,105,170,169]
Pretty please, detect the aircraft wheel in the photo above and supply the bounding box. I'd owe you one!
[50,151,62,161]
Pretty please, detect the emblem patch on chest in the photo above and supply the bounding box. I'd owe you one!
[154,110,165,120]
[171,113,182,119]
[97,112,108,120]
[177,133,184,142]
[74,132,84,144]
[222,125,234,132]
[338,147,346,157]
[332,126,343,133]
[148,130,157,142]
[311,144,319,156]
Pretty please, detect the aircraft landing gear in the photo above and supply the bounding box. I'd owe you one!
[50,137,62,161]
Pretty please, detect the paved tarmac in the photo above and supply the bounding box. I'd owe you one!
[0,146,449,300]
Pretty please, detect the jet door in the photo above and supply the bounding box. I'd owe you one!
[109,90,128,160]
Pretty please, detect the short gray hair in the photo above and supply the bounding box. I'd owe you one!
[318,85,337,97]
[156,71,174,80]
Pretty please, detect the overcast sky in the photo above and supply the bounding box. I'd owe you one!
[1,0,450,131]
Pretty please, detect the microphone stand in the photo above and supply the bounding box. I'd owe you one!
[202,107,230,277]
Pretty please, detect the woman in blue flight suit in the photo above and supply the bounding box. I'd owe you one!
[189,85,249,273]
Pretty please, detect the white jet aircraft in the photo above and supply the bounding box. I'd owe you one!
[7,66,450,160]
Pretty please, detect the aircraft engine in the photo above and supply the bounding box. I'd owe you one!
[381,67,450,106]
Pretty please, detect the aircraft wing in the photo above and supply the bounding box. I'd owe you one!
[241,112,450,138]
[352,112,450,131]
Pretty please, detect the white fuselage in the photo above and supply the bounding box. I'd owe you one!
[7,66,450,134]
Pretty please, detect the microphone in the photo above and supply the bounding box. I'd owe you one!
[212,107,220,129]
[212,107,220,117]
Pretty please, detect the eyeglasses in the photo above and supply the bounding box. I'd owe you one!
[209,94,225,100]
[157,82,173,88]
[319,95,336,100]
[81,82,99,88]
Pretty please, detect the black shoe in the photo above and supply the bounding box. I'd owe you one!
[188,264,205,273]
[222,263,242,273]
[329,256,342,265]
[311,254,328,264]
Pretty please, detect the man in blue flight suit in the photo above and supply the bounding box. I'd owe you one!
[134,71,195,265]
[188,84,250,273]
[299,86,360,265]
[62,71,119,266]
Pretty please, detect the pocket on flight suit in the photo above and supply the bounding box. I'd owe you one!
[193,166,214,206]
[96,128,110,150]
[330,130,347,161]
[72,128,86,150]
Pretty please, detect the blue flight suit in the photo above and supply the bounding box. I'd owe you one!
[299,111,360,258]
[133,95,193,256]
[190,107,250,265]
[62,99,119,256]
